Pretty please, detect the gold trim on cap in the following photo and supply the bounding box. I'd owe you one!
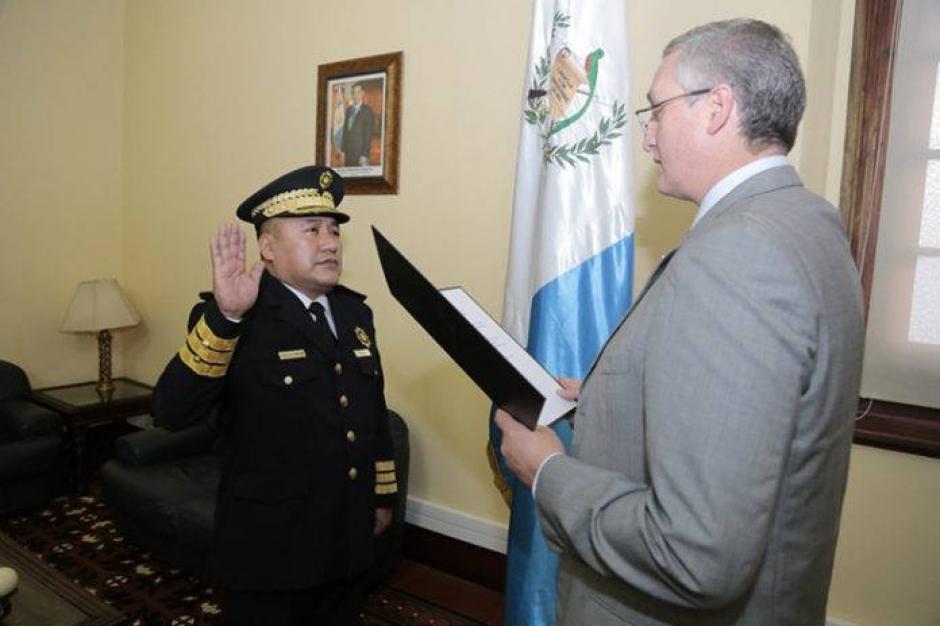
[251,188,336,219]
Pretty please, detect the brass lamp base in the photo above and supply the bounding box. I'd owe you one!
[96,329,114,396]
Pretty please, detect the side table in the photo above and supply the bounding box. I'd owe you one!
[31,378,153,492]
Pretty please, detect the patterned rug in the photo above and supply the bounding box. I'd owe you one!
[0,495,484,625]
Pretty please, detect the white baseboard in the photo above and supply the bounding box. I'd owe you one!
[405,497,508,554]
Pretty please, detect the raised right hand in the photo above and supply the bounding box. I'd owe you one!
[210,223,263,319]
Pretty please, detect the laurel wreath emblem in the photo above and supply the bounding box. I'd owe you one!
[523,11,628,168]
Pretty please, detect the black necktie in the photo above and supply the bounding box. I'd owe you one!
[308,301,335,340]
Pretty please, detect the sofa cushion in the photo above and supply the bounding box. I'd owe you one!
[113,422,217,466]
[0,402,61,440]
[100,454,221,536]
[0,437,60,480]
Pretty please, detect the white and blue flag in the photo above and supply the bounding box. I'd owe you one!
[490,1,634,624]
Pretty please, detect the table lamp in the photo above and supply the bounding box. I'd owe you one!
[61,278,141,394]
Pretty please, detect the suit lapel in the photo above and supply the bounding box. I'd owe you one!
[631,248,676,311]
[582,248,676,382]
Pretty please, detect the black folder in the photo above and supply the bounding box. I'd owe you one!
[372,226,546,429]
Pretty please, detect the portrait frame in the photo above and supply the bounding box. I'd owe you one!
[317,51,402,195]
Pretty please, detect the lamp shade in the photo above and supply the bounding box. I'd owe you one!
[61,279,141,332]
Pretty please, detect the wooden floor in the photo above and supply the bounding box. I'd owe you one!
[388,559,504,625]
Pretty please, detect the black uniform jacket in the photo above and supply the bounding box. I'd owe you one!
[153,271,397,591]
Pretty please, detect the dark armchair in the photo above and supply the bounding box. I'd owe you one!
[100,411,220,574]
[100,409,410,583]
[0,360,63,517]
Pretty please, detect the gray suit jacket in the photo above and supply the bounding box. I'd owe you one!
[535,166,864,625]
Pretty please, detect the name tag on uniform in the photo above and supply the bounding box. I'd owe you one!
[354,348,372,358]
[278,349,307,361]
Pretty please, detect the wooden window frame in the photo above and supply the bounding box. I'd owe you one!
[840,0,940,458]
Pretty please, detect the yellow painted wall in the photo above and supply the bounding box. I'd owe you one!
[2,0,938,623]
[830,447,940,626]
[0,0,126,388]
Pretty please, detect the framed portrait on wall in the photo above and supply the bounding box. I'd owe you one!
[316,51,402,194]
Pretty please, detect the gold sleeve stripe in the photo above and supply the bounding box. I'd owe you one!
[376,472,397,484]
[375,460,395,472]
[179,346,229,378]
[185,336,233,366]
[375,483,398,495]
[195,316,239,352]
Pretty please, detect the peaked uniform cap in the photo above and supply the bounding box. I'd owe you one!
[236,165,349,226]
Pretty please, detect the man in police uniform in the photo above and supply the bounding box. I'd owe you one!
[153,165,397,625]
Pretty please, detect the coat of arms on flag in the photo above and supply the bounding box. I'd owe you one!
[523,11,628,168]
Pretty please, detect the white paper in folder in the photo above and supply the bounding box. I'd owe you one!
[439,286,576,426]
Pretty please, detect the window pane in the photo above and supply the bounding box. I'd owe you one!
[908,255,940,345]
[931,62,940,150]
[922,160,940,247]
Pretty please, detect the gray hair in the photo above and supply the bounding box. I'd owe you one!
[664,19,806,152]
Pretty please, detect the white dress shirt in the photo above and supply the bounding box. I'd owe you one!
[693,155,789,227]
[282,282,337,338]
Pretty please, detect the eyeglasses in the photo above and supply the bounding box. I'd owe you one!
[634,88,713,132]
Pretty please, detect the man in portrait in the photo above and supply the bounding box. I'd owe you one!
[342,82,375,167]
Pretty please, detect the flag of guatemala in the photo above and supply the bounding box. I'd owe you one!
[489,1,634,624]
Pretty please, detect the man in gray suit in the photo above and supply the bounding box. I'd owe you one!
[496,19,863,625]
